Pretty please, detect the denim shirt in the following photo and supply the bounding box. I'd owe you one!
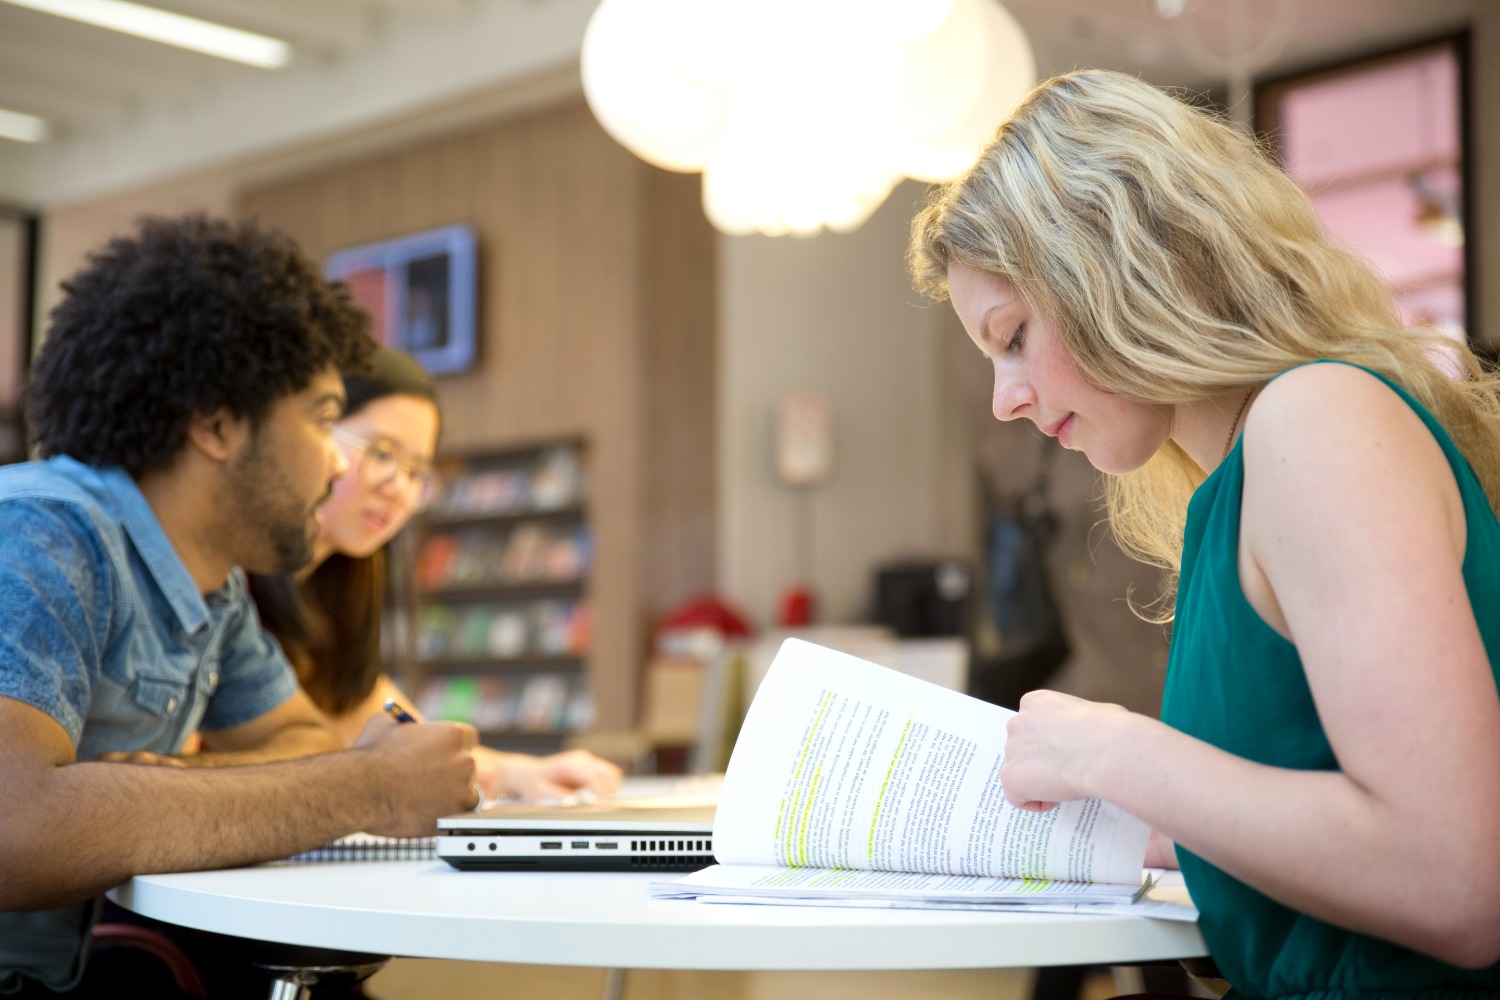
[0,456,299,993]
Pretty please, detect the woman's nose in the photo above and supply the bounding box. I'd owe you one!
[373,469,406,497]
[991,365,1033,422]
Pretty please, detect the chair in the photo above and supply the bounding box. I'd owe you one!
[1033,959,1226,1000]
[91,922,209,998]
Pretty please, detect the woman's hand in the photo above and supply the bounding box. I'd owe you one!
[97,750,189,767]
[474,747,623,804]
[1145,828,1178,869]
[1000,689,1138,811]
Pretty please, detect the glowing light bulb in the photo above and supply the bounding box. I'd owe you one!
[582,0,1034,236]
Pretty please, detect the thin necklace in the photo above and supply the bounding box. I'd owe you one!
[1222,390,1253,462]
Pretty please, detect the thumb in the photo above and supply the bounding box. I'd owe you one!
[1020,800,1059,813]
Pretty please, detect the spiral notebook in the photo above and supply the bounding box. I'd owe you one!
[283,832,436,862]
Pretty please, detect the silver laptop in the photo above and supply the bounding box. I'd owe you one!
[436,799,717,872]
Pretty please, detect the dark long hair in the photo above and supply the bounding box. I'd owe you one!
[249,346,438,716]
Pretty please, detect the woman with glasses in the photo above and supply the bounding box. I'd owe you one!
[248,345,621,803]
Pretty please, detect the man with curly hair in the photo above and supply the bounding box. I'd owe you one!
[0,215,481,997]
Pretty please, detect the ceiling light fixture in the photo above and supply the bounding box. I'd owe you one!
[1,0,291,69]
[1168,0,1299,127]
[0,106,49,143]
[581,0,1035,237]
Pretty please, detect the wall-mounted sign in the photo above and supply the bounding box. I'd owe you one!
[774,391,834,487]
[325,223,478,376]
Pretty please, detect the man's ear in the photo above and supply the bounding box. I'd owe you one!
[184,408,250,464]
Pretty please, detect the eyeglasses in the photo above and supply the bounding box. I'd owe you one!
[332,427,443,511]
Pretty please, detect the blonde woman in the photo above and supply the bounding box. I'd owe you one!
[910,70,1500,996]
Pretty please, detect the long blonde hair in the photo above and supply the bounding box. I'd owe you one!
[909,69,1500,616]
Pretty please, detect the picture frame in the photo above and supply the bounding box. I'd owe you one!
[1255,34,1473,344]
[0,207,36,465]
[325,223,479,376]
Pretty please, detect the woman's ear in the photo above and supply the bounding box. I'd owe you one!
[184,407,250,464]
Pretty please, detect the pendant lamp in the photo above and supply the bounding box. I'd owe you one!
[581,0,1035,237]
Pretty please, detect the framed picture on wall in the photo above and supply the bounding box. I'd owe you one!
[325,223,479,376]
[0,208,36,465]
[1255,35,1473,344]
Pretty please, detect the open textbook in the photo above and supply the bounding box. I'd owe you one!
[650,639,1160,913]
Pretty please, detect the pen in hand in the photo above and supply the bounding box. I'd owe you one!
[384,698,418,724]
[385,697,487,813]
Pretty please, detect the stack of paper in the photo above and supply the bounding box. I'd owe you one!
[649,865,1198,920]
[651,863,1146,906]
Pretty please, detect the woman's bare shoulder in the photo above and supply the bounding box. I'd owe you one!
[1240,361,1463,558]
[1242,362,1440,468]
[1250,361,1402,418]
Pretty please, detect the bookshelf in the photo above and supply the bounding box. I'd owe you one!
[410,438,593,753]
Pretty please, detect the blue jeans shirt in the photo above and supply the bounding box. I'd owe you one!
[0,456,299,994]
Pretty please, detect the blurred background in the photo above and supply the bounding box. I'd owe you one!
[0,1,1490,994]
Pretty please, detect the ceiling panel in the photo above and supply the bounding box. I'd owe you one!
[150,0,379,54]
[0,0,1481,205]
[0,73,131,129]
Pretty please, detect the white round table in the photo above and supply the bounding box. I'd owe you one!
[110,861,1206,971]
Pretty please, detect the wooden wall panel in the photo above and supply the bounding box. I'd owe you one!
[640,168,717,617]
[236,99,715,734]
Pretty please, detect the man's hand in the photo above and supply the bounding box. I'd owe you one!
[475,747,623,804]
[353,714,478,837]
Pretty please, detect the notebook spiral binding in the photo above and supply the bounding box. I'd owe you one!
[285,835,436,862]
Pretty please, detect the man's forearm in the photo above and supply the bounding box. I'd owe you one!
[186,721,343,766]
[0,711,476,912]
[0,750,387,910]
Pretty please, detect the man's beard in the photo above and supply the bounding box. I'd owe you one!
[228,433,320,575]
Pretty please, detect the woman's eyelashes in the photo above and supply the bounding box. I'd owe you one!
[976,319,1023,359]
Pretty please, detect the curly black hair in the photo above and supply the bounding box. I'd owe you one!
[28,214,375,476]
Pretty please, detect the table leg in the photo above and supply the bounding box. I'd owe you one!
[267,974,312,1000]
[257,958,389,1000]
[1112,966,1147,995]
[601,967,626,1000]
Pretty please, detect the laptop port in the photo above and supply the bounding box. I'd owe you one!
[540,841,562,849]
[596,842,618,849]
[571,841,589,849]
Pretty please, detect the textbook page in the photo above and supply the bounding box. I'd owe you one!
[712,639,1149,885]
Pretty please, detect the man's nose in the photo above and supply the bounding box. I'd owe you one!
[329,438,351,480]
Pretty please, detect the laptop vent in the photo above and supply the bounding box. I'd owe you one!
[622,838,714,869]
[630,839,713,853]
[629,854,716,869]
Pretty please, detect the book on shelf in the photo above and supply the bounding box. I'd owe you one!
[416,671,592,734]
[427,444,585,521]
[649,639,1164,915]
[415,526,591,592]
[416,598,590,661]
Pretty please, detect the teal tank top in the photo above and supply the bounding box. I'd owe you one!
[1160,362,1500,1000]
